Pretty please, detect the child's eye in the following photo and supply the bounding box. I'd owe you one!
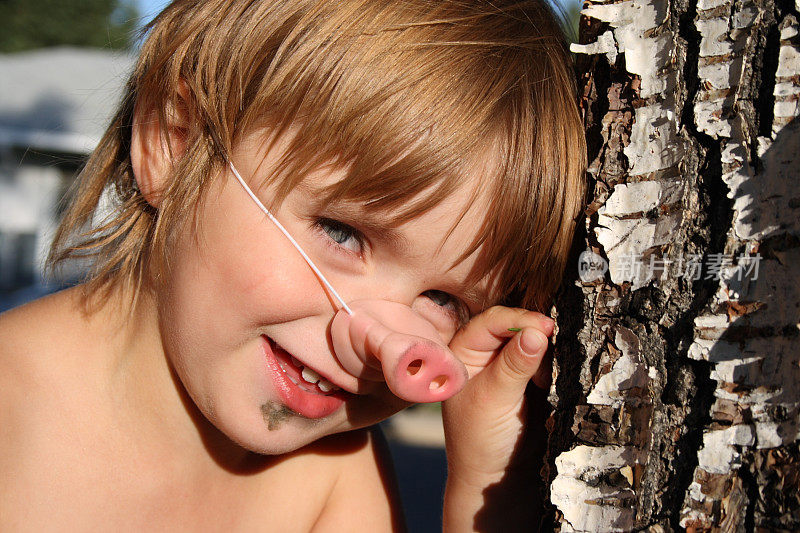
[422,290,469,326]
[314,218,365,255]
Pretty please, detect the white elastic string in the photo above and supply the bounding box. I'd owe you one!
[228,160,353,316]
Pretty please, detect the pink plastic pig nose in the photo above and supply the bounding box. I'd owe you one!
[330,300,468,403]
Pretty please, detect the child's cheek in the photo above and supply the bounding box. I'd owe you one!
[190,184,286,314]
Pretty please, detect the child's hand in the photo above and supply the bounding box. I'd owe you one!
[441,306,554,530]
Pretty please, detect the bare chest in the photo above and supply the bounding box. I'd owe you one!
[2,420,333,532]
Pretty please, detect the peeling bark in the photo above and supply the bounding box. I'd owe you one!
[544,0,800,530]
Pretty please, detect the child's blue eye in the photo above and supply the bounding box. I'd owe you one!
[315,218,364,254]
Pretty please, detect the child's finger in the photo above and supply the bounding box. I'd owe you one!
[451,306,554,366]
[470,327,550,405]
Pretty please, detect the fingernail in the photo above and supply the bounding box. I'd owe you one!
[520,329,546,356]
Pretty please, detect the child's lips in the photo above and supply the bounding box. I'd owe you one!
[261,335,350,420]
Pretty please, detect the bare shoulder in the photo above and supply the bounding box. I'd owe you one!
[0,287,86,395]
[0,285,94,421]
[1,288,63,391]
[309,427,406,533]
[0,287,89,525]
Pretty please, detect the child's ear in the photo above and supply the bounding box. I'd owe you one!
[130,82,191,208]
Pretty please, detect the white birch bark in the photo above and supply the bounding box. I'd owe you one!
[545,0,800,530]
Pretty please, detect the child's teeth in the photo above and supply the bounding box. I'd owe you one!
[276,349,338,392]
[301,367,321,384]
[318,379,335,392]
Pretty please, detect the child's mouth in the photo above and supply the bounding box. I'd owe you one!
[272,343,341,394]
[261,335,348,420]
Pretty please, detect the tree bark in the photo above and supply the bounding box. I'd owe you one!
[543,0,800,530]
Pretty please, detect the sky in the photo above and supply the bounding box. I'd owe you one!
[136,0,171,26]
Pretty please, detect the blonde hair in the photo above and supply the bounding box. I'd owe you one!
[49,0,587,313]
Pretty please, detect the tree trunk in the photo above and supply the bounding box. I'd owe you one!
[544,0,800,530]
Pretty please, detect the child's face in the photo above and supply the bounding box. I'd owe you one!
[157,129,494,454]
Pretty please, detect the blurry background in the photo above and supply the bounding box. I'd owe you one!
[0,1,579,530]
[0,0,145,310]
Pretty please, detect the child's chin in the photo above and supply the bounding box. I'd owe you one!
[229,420,336,456]
[253,434,347,457]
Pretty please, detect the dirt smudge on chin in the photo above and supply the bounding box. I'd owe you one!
[261,402,294,431]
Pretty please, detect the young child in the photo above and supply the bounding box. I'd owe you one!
[0,0,586,530]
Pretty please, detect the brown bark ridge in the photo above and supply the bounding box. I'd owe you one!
[543,0,800,530]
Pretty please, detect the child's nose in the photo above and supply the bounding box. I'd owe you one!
[330,300,468,403]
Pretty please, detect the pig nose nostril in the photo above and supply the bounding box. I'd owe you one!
[406,359,423,376]
[429,375,448,390]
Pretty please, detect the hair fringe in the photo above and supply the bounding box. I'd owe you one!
[48,0,588,315]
